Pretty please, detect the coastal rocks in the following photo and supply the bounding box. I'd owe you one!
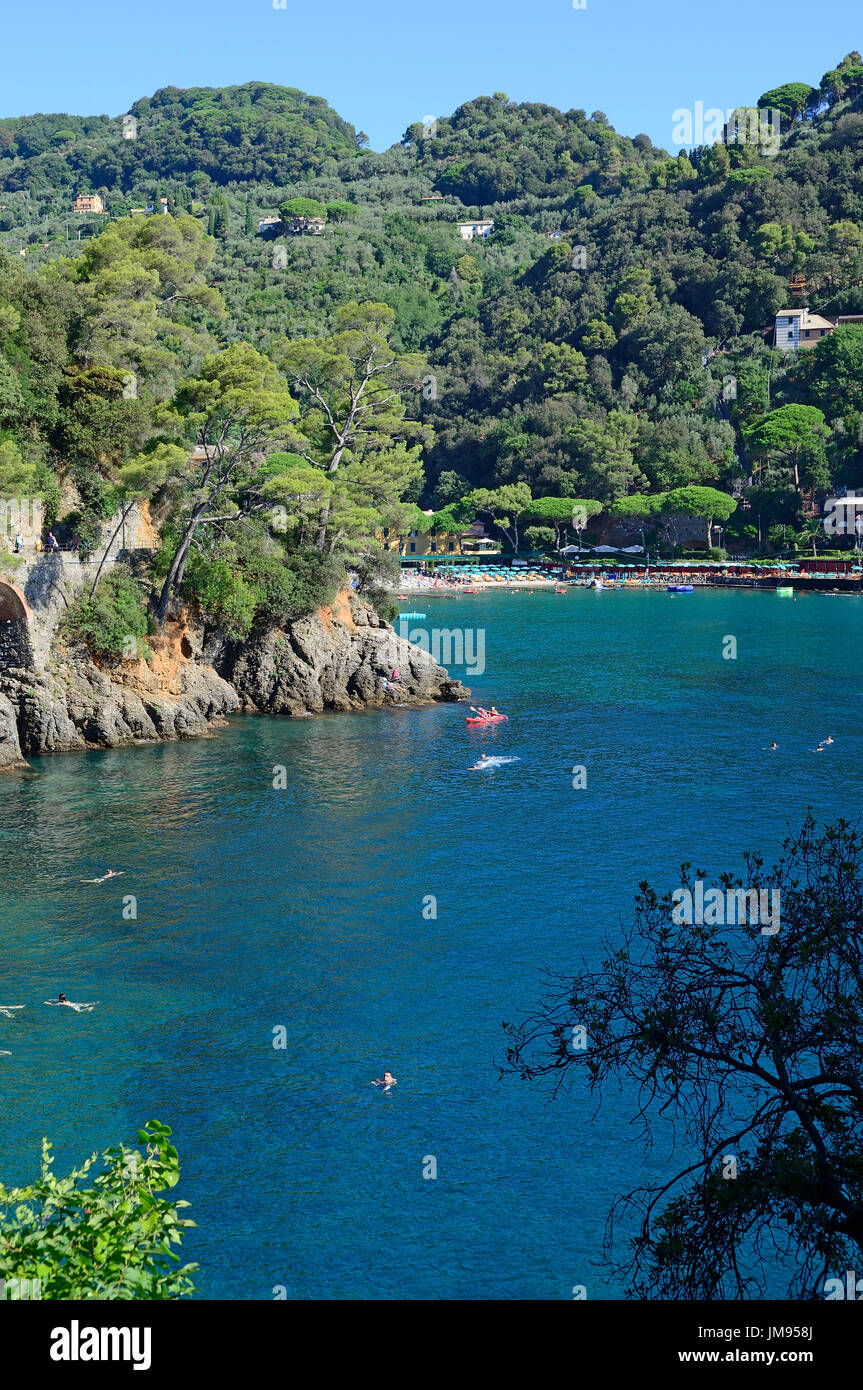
[0,590,468,770]
[0,638,239,767]
[0,689,27,770]
[214,591,469,715]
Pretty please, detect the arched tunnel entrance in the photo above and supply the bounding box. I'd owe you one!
[0,580,34,670]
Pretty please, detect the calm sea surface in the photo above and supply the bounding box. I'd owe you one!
[1,588,861,1298]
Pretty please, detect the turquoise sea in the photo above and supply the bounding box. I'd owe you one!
[1,588,862,1299]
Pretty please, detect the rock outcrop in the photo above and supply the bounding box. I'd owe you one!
[212,591,468,715]
[0,689,27,770]
[0,634,239,761]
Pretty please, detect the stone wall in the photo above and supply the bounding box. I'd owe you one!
[0,618,33,670]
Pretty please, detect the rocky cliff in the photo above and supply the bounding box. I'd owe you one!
[0,586,468,772]
[210,590,467,715]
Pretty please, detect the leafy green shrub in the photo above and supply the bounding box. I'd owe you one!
[183,543,344,634]
[281,551,344,618]
[351,549,400,621]
[0,1120,197,1300]
[524,525,556,551]
[62,569,152,661]
[182,552,257,640]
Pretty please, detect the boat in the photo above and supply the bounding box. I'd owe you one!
[667,584,694,593]
[588,578,603,590]
[554,587,568,594]
[776,586,794,596]
[466,714,508,725]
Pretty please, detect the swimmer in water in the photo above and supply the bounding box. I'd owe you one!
[770,742,778,750]
[373,1070,397,1092]
[48,994,97,1012]
[472,753,491,769]
[823,736,834,745]
[80,870,124,884]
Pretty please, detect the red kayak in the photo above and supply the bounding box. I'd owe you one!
[466,714,508,725]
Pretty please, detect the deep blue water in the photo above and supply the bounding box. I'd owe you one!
[1,588,861,1299]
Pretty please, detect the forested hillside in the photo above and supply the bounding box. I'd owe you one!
[2,53,863,642]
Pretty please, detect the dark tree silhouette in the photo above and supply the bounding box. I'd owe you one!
[502,816,863,1299]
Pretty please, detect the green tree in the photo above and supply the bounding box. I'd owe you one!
[502,817,863,1299]
[662,485,738,547]
[276,301,430,551]
[757,83,820,122]
[156,343,299,621]
[278,197,327,223]
[744,404,830,493]
[89,442,186,595]
[466,483,532,552]
[806,325,863,416]
[568,411,642,499]
[522,496,602,548]
[0,1120,196,1299]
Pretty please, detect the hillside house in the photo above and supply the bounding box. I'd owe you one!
[73,194,105,215]
[285,216,326,236]
[457,220,494,241]
[773,308,863,350]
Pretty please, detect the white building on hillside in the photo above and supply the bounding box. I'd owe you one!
[457,220,494,241]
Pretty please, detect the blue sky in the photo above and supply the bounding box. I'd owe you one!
[2,0,860,151]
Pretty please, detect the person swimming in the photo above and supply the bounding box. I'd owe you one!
[823,736,834,745]
[770,742,778,749]
[47,994,97,1012]
[80,869,124,884]
[471,754,519,770]
[372,1070,397,1091]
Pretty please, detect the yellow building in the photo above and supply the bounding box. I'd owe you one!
[378,519,501,558]
[73,194,106,214]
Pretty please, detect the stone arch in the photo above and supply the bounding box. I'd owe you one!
[0,580,30,624]
[0,580,34,670]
